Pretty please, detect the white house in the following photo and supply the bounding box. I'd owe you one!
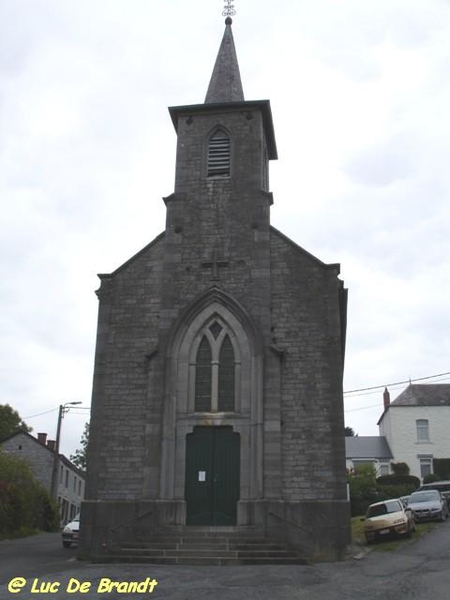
[378,384,450,481]
[0,430,85,524]
[345,436,392,476]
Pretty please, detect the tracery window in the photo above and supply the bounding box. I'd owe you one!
[193,321,238,412]
[207,129,231,178]
[195,337,212,412]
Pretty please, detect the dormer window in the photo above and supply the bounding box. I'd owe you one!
[207,129,231,178]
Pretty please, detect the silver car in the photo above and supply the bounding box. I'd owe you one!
[407,490,449,522]
[61,514,80,548]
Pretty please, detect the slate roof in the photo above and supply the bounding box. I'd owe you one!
[390,384,450,407]
[345,436,393,460]
[205,18,244,104]
[0,430,85,477]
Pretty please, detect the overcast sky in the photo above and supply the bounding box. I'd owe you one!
[1,0,449,458]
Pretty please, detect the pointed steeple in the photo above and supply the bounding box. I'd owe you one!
[205,18,244,103]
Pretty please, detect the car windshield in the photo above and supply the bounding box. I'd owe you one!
[409,491,439,503]
[366,501,401,517]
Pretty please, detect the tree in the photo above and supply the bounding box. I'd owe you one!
[0,404,31,441]
[70,422,89,472]
[345,426,356,437]
[347,464,378,516]
[0,450,58,537]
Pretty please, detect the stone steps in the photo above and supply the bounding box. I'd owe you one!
[99,526,307,565]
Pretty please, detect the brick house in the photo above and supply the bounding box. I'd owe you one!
[82,17,349,561]
[0,430,85,524]
[378,384,450,481]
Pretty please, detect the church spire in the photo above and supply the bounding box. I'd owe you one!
[205,17,244,104]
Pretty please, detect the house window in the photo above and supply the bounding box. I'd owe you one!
[379,463,390,476]
[194,321,238,413]
[418,456,433,479]
[65,469,69,488]
[207,129,231,178]
[416,419,429,442]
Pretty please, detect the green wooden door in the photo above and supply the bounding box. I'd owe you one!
[185,426,240,525]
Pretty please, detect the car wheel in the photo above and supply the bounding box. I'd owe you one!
[62,541,72,548]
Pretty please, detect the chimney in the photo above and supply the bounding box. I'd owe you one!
[383,387,391,409]
[47,440,56,451]
[37,433,47,445]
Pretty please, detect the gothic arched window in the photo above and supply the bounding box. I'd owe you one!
[207,129,231,178]
[193,322,237,412]
[195,336,212,412]
[219,335,235,411]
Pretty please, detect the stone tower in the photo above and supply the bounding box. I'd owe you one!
[81,17,350,561]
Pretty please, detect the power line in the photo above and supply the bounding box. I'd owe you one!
[24,408,59,419]
[345,403,380,413]
[344,370,450,396]
[24,406,90,420]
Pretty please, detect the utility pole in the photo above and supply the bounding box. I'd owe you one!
[51,401,82,500]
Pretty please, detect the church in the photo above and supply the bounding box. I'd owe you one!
[81,15,350,562]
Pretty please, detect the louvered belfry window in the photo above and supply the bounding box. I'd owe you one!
[207,129,231,177]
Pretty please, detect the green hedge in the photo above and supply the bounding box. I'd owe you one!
[433,459,450,480]
[376,474,420,488]
[348,466,421,516]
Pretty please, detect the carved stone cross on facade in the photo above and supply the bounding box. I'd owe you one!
[202,248,229,281]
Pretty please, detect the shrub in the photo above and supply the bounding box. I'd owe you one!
[423,473,442,484]
[433,459,450,480]
[391,462,410,476]
[0,451,58,538]
[348,465,378,516]
[376,484,417,501]
[376,474,420,489]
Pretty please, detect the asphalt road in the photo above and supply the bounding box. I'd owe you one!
[1,521,449,599]
[0,532,80,583]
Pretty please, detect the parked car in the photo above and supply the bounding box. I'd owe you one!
[417,481,450,508]
[407,490,449,522]
[361,498,415,544]
[61,514,80,548]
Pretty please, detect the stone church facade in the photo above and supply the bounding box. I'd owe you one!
[81,18,350,560]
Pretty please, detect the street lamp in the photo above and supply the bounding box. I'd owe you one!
[51,401,82,500]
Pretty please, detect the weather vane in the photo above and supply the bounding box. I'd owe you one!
[222,0,236,18]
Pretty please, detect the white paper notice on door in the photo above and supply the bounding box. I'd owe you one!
[198,471,206,482]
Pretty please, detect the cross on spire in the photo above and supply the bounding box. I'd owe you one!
[222,0,236,18]
[202,248,229,281]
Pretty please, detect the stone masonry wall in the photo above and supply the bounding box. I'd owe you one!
[270,229,347,502]
[87,237,166,500]
[1,433,53,490]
